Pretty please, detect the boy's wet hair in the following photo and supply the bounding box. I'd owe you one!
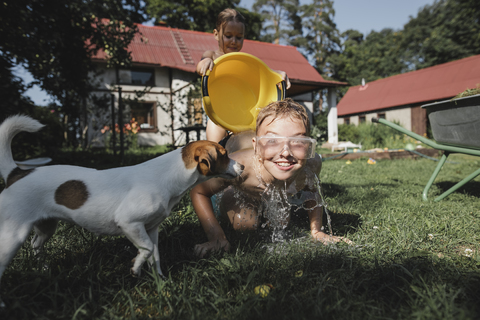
[216,8,245,32]
[256,98,310,134]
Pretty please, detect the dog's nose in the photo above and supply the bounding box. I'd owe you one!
[234,162,244,175]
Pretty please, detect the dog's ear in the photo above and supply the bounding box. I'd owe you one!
[199,158,211,175]
[195,147,213,176]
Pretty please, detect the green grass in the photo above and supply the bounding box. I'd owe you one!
[1,150,480,319]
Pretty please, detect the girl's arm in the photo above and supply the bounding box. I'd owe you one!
[206,119,228,142]
[196,51,216,76]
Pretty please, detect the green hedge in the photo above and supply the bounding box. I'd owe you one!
[338,122,424,150]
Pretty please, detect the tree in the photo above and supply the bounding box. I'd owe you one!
[330,28,405,88]
[401,0,480,70]
[252,0,302,44]
[1,58,64,158]
[0,58,33,120]
[145,0,263,40]
[297,0,340,77]
[326,0,480,99]
[325,29,363,96]
[0,0,145,146]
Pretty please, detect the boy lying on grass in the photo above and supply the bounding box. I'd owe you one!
[191,99,349,258]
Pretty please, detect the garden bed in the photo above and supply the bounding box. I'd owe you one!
[322,147,439,161]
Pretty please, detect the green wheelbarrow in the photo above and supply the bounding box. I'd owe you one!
[372,94,480,201]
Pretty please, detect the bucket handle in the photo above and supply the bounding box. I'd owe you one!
[201,75,209,98]
[277,80,286,100]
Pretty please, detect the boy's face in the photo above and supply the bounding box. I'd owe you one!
[214,20,244,54]
[253,115,308,182]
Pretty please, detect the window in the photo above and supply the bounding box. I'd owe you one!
[131,102,156,132]
[344,118,350,125]
[118,68,155,86]
[377,113,386,120]
[359,115,366,123]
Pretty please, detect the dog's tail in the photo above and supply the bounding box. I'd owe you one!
[0,115,44,179]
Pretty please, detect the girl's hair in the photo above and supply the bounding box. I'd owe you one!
[256,98,310,134]
[216,8,246,32]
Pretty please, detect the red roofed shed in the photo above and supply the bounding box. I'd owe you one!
[336,55,480,135]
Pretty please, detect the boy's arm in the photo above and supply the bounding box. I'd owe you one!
[196,51,216,76]
[308,207,332,243]
[190,177,231,257]
[309,207,350,244]
[307,154,351,244]
[306,154,332,242]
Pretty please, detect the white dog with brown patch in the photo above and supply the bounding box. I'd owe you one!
[0,115,243,307]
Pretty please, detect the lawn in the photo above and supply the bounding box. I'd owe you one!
[1,149,479,319]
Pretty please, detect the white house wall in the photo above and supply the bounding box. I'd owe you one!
[89,64,198,147]
[337,107,412,130]
[170,69,200,145]
[384,108,412,130]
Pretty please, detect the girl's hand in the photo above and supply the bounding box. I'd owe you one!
[197,58,215,76]
[274,70,291,90]
[194,239,230,258]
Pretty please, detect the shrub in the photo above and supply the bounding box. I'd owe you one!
[338,124,360,143]
[338,122,422,150]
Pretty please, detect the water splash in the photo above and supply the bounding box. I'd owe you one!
[231,186,260,229]
[258,183,291,242]
[292,167,333,235]
[216,156,333,243]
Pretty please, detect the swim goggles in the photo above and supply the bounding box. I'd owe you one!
[255,135,317,160]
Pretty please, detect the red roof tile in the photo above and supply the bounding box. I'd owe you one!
[337,55,480,116]
[93,24,343,90]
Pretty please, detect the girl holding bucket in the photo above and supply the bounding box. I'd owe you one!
[196,8,291,142]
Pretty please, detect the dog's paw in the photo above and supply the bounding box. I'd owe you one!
[130,267,141,278]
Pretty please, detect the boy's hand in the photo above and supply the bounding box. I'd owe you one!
[194,239,230,258]
[312,230,353,245]
[197,58,214,76]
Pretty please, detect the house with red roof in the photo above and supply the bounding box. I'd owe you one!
[89,23,344,146]
[336,54,480,136]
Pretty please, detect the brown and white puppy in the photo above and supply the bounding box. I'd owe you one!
[0,115,243,308]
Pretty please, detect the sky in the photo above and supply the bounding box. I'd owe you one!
[240,0,434,35]
[17,0,435,106]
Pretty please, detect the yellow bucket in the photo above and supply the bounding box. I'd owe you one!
[202,53,285,133]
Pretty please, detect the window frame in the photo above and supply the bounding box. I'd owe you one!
[118,67,155,86]
[130,102,157,133]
